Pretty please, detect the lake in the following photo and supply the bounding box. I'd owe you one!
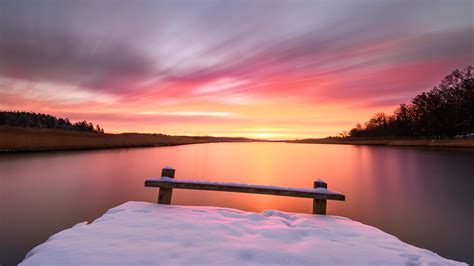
[1,142,473,265]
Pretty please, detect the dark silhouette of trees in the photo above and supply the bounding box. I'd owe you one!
[0,111,105,133]
[348,66,473,138]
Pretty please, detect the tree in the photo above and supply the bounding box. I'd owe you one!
[346,66,473,138]
[0,111,105,133]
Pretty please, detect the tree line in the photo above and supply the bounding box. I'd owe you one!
[0,111,105,133]
[347,66,473,138]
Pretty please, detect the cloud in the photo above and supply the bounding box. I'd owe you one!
[0,77,118,104]
[195,78,248,94]
[0,24,155,93]
[143,111,234,117]
[0,0,473,137]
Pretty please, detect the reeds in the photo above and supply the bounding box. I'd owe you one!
[0,127,211,152]
[290,137,474,148]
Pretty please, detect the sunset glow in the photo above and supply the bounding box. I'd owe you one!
[1,1,473,139]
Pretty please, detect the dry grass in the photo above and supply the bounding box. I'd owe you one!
[0,127,215,152]
[4,126,471,151]
[289,137,474,148]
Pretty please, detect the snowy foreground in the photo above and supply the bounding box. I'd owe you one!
[22,201,463,265]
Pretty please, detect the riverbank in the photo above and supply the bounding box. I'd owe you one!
[21,201,464,265]
[0,127,258,152]
[3,126,473,152]
[288,137,474,149]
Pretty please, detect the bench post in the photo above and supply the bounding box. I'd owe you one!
[158,167,175,204]
[313,180,327,215]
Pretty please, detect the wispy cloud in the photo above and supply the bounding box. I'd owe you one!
[142,111,234,117]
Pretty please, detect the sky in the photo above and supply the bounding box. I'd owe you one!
[0,0,473,139]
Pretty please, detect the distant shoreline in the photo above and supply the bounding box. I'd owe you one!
[288,137,474,149]
[2,126,473,152]
[0,126,261,153]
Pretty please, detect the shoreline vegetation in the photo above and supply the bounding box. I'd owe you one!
[0,126,261,152]
[0,111,265,152]
[1,126,473,152]
[288,137,474,149]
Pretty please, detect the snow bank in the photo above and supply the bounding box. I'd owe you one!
[22,202,464,265]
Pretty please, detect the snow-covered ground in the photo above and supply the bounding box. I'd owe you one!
[22,201,464,265]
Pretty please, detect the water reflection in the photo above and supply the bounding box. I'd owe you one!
[1,143,473,264]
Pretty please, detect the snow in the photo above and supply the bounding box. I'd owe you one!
[21,202,464,265]
[147,177,343,196]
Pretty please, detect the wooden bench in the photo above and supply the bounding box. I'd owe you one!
[145,167,345,215]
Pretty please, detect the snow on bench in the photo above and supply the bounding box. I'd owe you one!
[145,167,345,215]
[145,177,345,200]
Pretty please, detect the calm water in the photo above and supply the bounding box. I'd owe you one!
[1,143,473,265]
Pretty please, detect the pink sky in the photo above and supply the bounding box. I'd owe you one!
[0,1,473,139]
